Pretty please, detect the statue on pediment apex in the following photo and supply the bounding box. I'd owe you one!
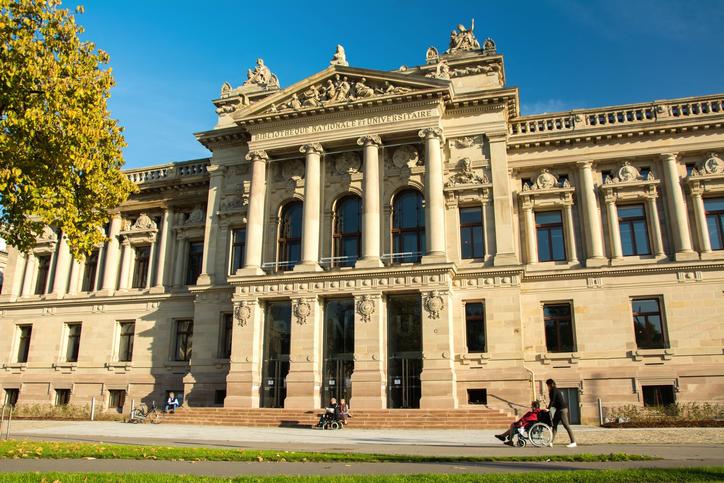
[220,82,232,98]
[447,19,481,54]
[427,59,450,80]
[244,58,280,89]
[483,37,496,55]
[426,46,439,64]
[330,44,349,66]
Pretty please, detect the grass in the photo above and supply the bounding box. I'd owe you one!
[0,440,653,463]
[0,468,723,482]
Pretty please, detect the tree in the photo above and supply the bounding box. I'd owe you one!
[0,0,135,259]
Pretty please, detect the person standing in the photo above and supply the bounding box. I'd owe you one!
[546,379,576,448]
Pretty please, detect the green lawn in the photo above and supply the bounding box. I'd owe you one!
[0,468,723,482]
[0,440,651,463]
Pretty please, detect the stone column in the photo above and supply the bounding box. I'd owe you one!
[661,153,696,260]
[488,132,518,265]
[295,144,324,272]
[197,164,226,285]
[173,237,188,288]
[224,299,264,407]
[522,203,538,264]
[145,239,157,289]
[562,203,578,263]
[646,197,666,257]
[151,208,174,291]
[351,293,386,409]
[8,251,27,299]
[418,128,447,263]
[576,161,606,266]
[420,290,458,409]
[605,197,623,260]
[49,234,71,298]
[117,237,132,290]
[356,136,384,268]
[285,297,322,408]
[66,258,81,295]
[691,189,711,253]
[240,150,269,276]
[100,214,122,294]
[20,254,36,297]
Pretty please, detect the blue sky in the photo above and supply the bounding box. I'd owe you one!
[69,0,724,169]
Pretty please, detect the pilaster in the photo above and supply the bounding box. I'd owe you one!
[419,290,458,409]
[99,214,122,295]
[152,207,174,292]
[350,293,386,409]
[225,299,264,407]
[285,296,323,408]
[576,161,607,266]
[661,153,697,260]
[48,234,71,299]
[196,164,226,285]
[488,132,518,265]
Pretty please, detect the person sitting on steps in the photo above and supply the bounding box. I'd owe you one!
[165,392,180,413]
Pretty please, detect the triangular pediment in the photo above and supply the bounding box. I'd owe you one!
[233,65,451,123]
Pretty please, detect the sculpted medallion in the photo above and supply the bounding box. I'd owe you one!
[392,145,419,168]
[356,295,376,323]
[293,299,313,325]
[234,301,253,327]
[282,159,305,180]
[424,291,445,319]
[704,153,723,175]
[335,152,361,175]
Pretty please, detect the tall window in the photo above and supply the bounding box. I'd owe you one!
[705,198,724,250]
[333,195,362,267]
[4,388,19,407]
[543,303,575,352]
[460,207,484,259]
[34,255,51,295]
[65,323,82,363]
[632,298,667,349]
[81,250,99,292]
[117,321,135,362]
[465,302,486,352]
[132,246,150,288]
[186,241,204,284]
[392,189,425,263]
[219,313,233,359]
[16,325,32,363]
[536,211,566,262]
[174,319,194,361]
[619,205,651,256]
[230,228,246,274]
[278,201,303,270]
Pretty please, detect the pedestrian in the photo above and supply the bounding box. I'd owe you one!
[546,379,576,447]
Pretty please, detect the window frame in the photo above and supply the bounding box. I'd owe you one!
[185,241,204,285]
[218,312,233,360]
[34,255,51,295]
[535,210,567,262]
[229,227,246,274]
[277,201,303,271]
[173,319,194,362]
[642,384,676,407]
[117,321,135,362]
[332,195,362,267]
[131,245,151,289]
[16,324,33,363]
[391,189,425,263]
[704,197,724,250]
[542,302,576,353]
[108,389,126,412]
[618,204,651,256]
[631,297,668,349]
[54,388,71,406]
[463,301,487,353]
[64,322,82,363]
[81,250,100,292]
[459,206,485,260]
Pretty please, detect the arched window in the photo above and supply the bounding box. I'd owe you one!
[278,201,303,271]
[333,195,362,267]
[391,189,425,263]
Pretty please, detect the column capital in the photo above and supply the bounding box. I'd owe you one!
[206,164,227,176]
[245,150,269,162]
[356,134,382,147]
[576,160,595,170]
[299,143,324,155]
[660,152,680,162]
[418,127,443,141]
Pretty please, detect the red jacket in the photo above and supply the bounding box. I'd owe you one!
[514,408,541,427]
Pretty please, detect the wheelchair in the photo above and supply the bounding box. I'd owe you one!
[511,410,553,447]
[316,408,343,430]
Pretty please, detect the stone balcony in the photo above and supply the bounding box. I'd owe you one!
[125,158,210,186]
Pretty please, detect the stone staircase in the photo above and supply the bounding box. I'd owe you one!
[161,407,514,429]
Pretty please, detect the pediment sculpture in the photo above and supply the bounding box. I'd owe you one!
[37,225,58,243]
[522,169,571,191]
[483,37,496,55]
[264,74,414,114]
[603,161,656,184]
[445,158,489,187]
[391,145,420,169]
[426,46,439,64]
[690,152,724,176]
[243,58,280,90]
[330,44,349,66]
[334,151,361,175]
[131,213,157,231]
[426,59,451,80]
[184,206,206,226]
[447,20,481,54]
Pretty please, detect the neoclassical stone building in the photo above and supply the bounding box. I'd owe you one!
[1,24,723,423]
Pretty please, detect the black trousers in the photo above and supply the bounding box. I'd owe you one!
[551,408,576,443]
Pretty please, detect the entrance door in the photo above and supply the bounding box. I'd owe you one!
[322,299,355,404]
[387,294,422,409]
[561,387,580,424]
[261,301,292,408]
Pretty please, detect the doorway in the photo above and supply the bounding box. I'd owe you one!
[387,294,422,408]
[560,387,581,424]
[322,299,355,405]
[260,301,291,408]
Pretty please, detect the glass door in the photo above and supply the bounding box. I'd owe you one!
[387,294,422,408]
[261,301,291,408]
[322,299,355,405]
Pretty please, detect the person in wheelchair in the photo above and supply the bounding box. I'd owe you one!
[495,400,543,444]
[316,397,341,428]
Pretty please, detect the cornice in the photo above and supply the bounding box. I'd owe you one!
[521,261,724,282]
[0,291,194,310]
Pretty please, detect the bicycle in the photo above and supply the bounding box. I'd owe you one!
[129,401,162,424]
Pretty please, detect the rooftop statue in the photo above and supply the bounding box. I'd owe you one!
[447,19,481,53]
[330,44,349,66]
[243,58,280,89]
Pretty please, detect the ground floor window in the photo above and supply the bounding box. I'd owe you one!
[108,390,126,413]
[642,385,675,407]
[4,388,19,406]
[55,389,71,406]
[467,388,487,405]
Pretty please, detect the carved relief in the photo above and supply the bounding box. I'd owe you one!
[425,46,439,64]
[282,159,305,180]
[521,169,571,191]
[234,300,254,327]
[483,37,496,55]
[355,295,376,323]
[426,59,450,80]
[392,145,419,168]
[446,20,481,54]
[185,206,205,226]
[330,44,348,66]
[131,213,157,231]
[243,58,280,89]
[451,136,481,149]
[335,152,361,175]
[37,226,58,243]
[445,158,489,187]
[293,298,314,325]
[703,152,723,175]
[424,290,446,319]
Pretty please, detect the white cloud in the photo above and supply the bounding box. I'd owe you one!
[520,99,579,116]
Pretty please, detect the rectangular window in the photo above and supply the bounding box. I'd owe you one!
[55,389,71,406]
[117,321,135,362]
[459,207,484,259]
[543,303,575,352]
[642,385,675,407]
[81,250,99,292]
[465,302,486,353]
[132,246,151,289]
[704,198,724,250]
[467,388,487,405]
[174,319,194,362]
[230,228,246,274]
[535,211,566,262]
[65,323,82,362]
[108,390,126,413]
[619,204,651,256]
[4,388,20,406]
[16,325,32,363]
[219,313,233,359]
[34,255,51,295]
[186,242,204,285]
[632,298,667,349]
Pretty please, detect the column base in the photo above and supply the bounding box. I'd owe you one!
[149,285,167,294]
[235,266,266,276]
[421,253,447,264]
[285,368,320,409]
[674,250,699,262]
[355,257,384,269]
[44,293,64,300]
[585,257,608,268]
[351,369,386,409]
[195,273,213,286]
[293,262,323,273]
[224,394,259,408]
[493,252,519,266]
[420,368,458,409]
[95,289,115,297]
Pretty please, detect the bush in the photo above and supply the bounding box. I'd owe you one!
[604,402,724,426]
[8,403,123,421]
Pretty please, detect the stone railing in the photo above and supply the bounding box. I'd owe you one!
[509,95,724,137]
[125,158,210,185]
